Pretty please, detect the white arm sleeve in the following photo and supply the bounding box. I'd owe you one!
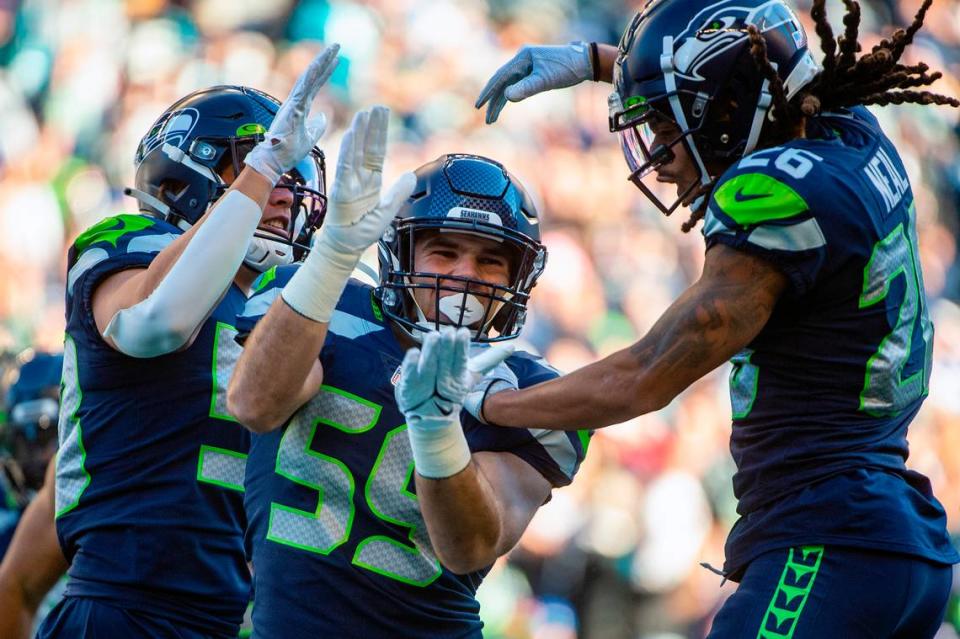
[103,190,261,358]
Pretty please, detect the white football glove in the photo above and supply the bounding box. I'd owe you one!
[281,106,416,323]
[244,44,340,185]
[475,42,594,124]
[319,107,417,262]
[396,328,514,478]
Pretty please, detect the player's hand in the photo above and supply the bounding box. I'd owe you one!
[244,44,340,185]
[475,42,594,124]
[314,106,417,263]
[396,328,476,478]
[279,105,414,324]
[463,343,518,424]
[397,328,472,424]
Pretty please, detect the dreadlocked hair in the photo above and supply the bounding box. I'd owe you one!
[680,184,713,233]
[748,0,958,138]
[681,0,958,233]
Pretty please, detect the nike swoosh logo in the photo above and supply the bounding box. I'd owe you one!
[734,188,774,203]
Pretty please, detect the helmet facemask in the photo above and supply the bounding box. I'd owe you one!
[378,219,546,344]
[610,90,708,216]
[243,151,328,272]
[611,1,821,220]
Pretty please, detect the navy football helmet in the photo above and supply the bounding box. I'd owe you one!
[129,85,327,269]
[609,0,820,214]
[0,350,62,499]
[376,154,547,343]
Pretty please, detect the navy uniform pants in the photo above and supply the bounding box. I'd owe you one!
[36,596,236,639]
[707,545,953,639]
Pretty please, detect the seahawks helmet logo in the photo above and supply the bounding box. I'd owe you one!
[674,0,803,82]
[141,108,199,157]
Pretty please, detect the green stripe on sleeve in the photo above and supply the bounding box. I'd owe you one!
[253,266,278,292]
[714,174,809,226]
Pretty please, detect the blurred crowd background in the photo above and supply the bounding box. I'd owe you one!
[0,0,958,637]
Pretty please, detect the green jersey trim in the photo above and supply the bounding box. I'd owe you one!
[714,174,809,226]
[74,214,156,254]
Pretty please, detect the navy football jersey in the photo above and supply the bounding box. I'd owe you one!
[237,268,589,639]
[703,107,959,575]
[56,214,251,635]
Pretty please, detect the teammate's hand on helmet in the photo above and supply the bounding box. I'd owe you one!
[244,43,340,185]
[475,42,594,125]
[316,106,417,262]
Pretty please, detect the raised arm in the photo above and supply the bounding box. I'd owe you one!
[475,42,618,124]
[93,45,340,358]
[0,459,67,639]
[227,108,416,432]
[483,244,788,429]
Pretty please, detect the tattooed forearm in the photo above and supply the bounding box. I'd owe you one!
[482,244,787,430]
[630,244,785,401]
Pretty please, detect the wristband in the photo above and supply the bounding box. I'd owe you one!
[406,415,472,479]
[280,236,360,323]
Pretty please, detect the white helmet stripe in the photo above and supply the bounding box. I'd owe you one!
[661,36,711,186]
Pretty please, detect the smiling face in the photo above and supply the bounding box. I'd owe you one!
[410,230,514,328]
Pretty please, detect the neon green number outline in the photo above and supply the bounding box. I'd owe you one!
[267,387,441,585]
[352,425,442,586]
[267,418,355,554]
[197,322,248,491]
[55,335,91,518]
[315,385,380,434]
[858,202,932,415]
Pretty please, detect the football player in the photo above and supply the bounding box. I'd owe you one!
[0,351,67,639]
[472,0,959,637]
[226,137,589,637]
[0,351,62,526]
[37,46,340,639]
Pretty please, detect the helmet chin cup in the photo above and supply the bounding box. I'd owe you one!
[244,235,294,272]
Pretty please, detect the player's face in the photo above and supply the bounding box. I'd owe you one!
[220,164,296,241]
[411,231,512,326]
[649,118,701,206]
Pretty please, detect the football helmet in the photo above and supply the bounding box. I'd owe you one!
[609,0,820,214]
[376,154,547,343]
[0,350,62,499]
[130,86,328,270]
